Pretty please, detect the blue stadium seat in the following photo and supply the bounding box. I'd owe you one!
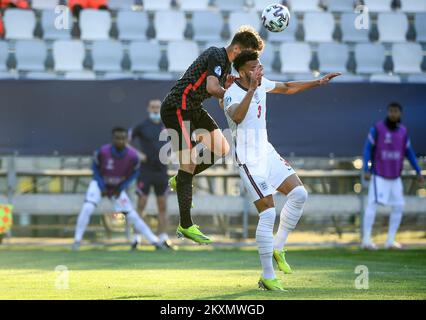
[363,0,392,12]
[144,0,171,10]
[259,43,275,72]
[400,0,426,12]
[15,40,47,71]
[0,42,9,71]
[304,12,335,42]
[392,43,422,74]
[214,0,247,11]
[407,74,426,83]
[53,40,85,71]
[326,0,355,12]
[4,9,36,40]
[378,12,408,42]
[341,13,370,43]
[129,41,162,72]
[41,9,72,40]
[154,11,186,41]
[415,13,426,42]
[228,12,261,35]
[369,74,401,83]
[79,9,112,41]
[267,13,297,42]
[252,0,277,12]
[180,0,209,11]
[108,0,135,10]
[64,71,96,80]
[192,11,223,42]
[289,0,321,12]
[117,11,149,41]
[167,40,199,72]
[355,43,385,74]
[280,42,312,73]
[25,72,58,80]
[92,41,124,72]
[318,43,349,73]
[31,0,59,9]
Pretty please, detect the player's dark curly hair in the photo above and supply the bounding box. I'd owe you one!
[233,50,259,71]
[388,102,402,111]
[231,25,264,52]
[112,127,128,135]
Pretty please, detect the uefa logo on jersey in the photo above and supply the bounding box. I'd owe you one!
[214,66,222,77]
[384,132,392,144]
[106,158,114,170]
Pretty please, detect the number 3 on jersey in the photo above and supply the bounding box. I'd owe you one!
[257,105,262,118]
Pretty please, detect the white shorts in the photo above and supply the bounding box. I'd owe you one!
[368,175,405,206]
[238,147,296,201]
[85,180,135,213]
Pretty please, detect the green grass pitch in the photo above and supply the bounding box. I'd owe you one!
[0,245,425,300]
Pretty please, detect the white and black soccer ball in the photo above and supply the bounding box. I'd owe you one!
[261,4,291,33]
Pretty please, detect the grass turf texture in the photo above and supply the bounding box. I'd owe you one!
[0,245,425,300]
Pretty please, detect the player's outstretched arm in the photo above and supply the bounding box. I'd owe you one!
[270,72,342,95]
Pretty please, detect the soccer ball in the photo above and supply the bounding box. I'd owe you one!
[261,4,291,33]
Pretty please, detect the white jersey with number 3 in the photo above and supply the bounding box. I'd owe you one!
[224,77,276,164]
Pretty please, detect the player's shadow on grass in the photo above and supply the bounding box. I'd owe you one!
[199,289,287,300]
[110,294,162,300]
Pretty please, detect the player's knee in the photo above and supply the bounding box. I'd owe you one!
[289,186,308,205]
[255,196,275,212]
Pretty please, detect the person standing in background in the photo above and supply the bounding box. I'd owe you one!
[362,102,424,250]
[129,99,173,250]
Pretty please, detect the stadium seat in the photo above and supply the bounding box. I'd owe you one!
[0,41,8,71]
[180,0,209,11]
[102,72,134,80]
[331,74,365,82]
[392,43,422,73]
[363,0,392,12]
[31,0,58,9]
[0,71,17,79]
[192,11,223,42]
[143,0,171,10]
[355,43,385,74]
[154,11,186,41]
[108,0,135,10]
[214,0,247,11]
[289,0,321,12]
[91,41,123,72]
[4,9,36,40]
[117,11,149,41]
[280,42,312,73]
[318,43,348,73]
[325,0,355,12]
[400,0,426,12]
[341,13,370,42]
[369,74,401,83]
[377,13,408,42]
[407,74,426,83]
[129,41,161,72]
[79,9,111,41]
[25,72,57,80]
[41,9,72,40]
[228,12,261,34]
[259,44,275,72]
[64,71,96,80]
[204,41,228,50]
[53,40,85,71]
[415,13,426,42]
[167,40,199,72]
[252,0,277,11]
[303,12,334,42]
[267,14,297,42]
[15,40,47,71]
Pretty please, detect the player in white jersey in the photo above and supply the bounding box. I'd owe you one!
[223,50,340,290]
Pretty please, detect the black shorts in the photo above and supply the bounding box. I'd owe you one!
[136,170,169,197]
[161,106,219,151]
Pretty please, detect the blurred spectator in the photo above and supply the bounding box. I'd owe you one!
[68,0,108,18]
[0,0,29,9]
[0,13,4,38]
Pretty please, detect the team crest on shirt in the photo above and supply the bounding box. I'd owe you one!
[259,181,269,191]
[214,66,222,76]
[225,96,232,106]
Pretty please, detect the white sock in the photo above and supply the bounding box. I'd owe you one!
[159,233,169,242]
[74,202,95,243]
[274,186,308,251]
[126,210,159,244]
[132,233,141,244]
[362,202,377,245]
[256,208,276,280]
[386,205,403,245]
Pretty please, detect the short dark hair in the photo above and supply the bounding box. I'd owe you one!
[230,25,264,52]
[112,127,128,135]
[388,102,402,111]
[233,50,259,71]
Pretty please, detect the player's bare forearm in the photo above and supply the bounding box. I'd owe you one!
[271,73,342,95]
[227,89,255,124]
[206,76,226,99]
